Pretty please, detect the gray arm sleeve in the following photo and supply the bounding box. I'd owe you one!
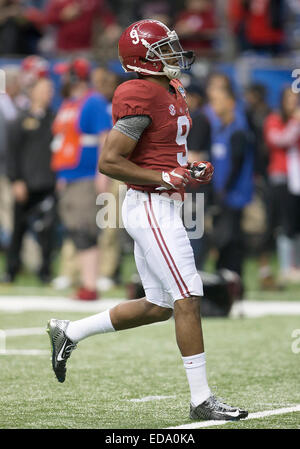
[113,115,151,141]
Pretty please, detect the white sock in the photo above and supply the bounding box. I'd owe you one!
[66,309,115,343]
[182,352,211,407]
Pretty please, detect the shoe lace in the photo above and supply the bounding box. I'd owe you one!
[210,395,231,411]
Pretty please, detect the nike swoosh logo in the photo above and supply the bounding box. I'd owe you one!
[57,339,68,361]
[221,410,241,418]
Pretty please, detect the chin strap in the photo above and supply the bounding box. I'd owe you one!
[126,64,180,79]
[163,66,181,80]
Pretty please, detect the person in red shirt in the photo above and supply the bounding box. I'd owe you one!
[27,0,120,53]
[228,0,285,54]
[174,0,217,55]
[264,87,300,284]
[47,19,248,422]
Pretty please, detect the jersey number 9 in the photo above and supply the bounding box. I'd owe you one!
[176,115,190,166]
[130,29,140,45]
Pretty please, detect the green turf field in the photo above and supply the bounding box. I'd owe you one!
[1,252,300,429]
[0,310,299,429]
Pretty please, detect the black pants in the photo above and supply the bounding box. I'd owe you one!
[271,183,300,238]
[6,190,56,280]
[213,207,244,276]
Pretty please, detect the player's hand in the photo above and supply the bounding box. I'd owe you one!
[188,161,214,184]
[156,166,192,191]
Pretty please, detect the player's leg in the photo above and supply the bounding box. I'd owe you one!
[47,298,172,383]
[65,297,172,341]
[173,295,212,411]
[109,297,173,330]
[129,193,211,407]
[47,237,173,383]
[47,195,175,383]
[174,296,204,356]
[137,192,248,420]
[107,239,172,330]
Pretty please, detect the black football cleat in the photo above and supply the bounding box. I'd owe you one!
[190,395,248,421]
[47,319,77,383]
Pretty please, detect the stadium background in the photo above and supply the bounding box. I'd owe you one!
[0,0,300,430]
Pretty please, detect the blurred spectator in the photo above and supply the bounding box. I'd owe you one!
[185,78,209,162]
[228,0,286,55]
[90,67,126,291]
[206,72,232,103]
[207,85,253,284]
[244,83,278,289]
[108,0,186,27]
[0,65,27,123]
[0,0,43,55]
[52,58,112,300]
[286,0,300,49]
[183,76,212,271]
[245,83,271,179]
[91,66,119,103]
[52,66,120,293]
[28,0,121,56]
[0,108,10,250]
[139,1,172,27]
[20,55,50,90]
[174,0,217,56]
[3,77,56,283]
[264,87,300,284]
[206,71,247,129]
[0,65,27,252]
[97,177,124,292]
[0,0,21,54]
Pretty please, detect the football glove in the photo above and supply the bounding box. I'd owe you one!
[156,166,192,191]
[188,161,214,184]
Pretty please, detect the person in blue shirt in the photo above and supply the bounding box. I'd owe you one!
[53,59,112,300]
[56,90,112,182]
[207,84,253,282]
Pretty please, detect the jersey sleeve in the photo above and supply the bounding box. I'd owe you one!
[79,94,112,134]
[112,81,154,124]
[113,115,151,141]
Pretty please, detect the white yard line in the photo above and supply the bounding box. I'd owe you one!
[128,395,176,403]
[0,296,123,312]
[230,300,300,318]
[0,349,48,356]
[3,327,45,336]
[0,327,48,356]
[166,405,300,429]
[0,296,300,317]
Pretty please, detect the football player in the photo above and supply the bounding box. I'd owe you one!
[47,19,248,421]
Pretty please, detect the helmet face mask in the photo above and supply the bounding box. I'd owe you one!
[119,20,195,80]
[146,32,194,69]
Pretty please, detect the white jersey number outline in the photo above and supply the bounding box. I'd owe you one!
[176,115,190,166]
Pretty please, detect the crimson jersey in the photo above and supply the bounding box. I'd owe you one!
[112,78,192,194]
